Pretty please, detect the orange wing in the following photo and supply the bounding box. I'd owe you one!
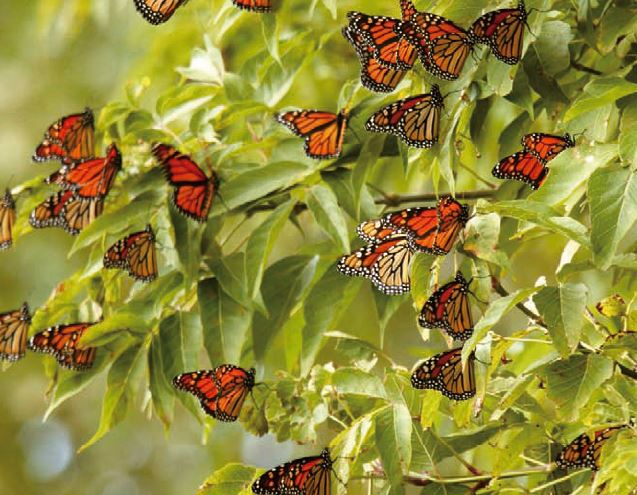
[356,219,396,244]
[33,108,95,164]
[380,206,439,253]
[252,449,333,495]
[432,196,469,255]
[276,109,348,160]
[134,0,187,24]
[0,189,16,250]
[0,303,31,362]
[492,151,548,190]
[522,133,575,162]
[103,225,158,282]
[411,347,476,400]
[556,425,627,471]
[232,0,272,12]
[28,323,97,371]
[29,191,103,236]
[469,2,527,65]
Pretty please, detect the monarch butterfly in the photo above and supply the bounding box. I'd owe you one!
[0,189,16,250]
[28,323,97,371]
[48,143,122,198]
[433,196,470,255]
[133,0,187,24]
[346,12,417,71]
[365,85,444,148]
[232,0,272,12]
[411,347,476,400]
[338,233,414,295]
[469,1,528,65]
[343,26,412,93]
[103,225,158,282]
[252,448,334,495]
[556,425,628,471]
[29,191,104,236]
[152,143,219,222]
[0,303,31,362]
[33,108,94,164]
[356,218,396,244]
[276,109,348,160]
[173,365,256,422]
[380,206,439,253]
[419,271,473,341]
[522,133,576,162]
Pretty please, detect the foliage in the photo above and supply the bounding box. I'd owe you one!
[6,0,637,493]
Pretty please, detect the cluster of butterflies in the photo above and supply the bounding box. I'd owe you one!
[134,0,272,25]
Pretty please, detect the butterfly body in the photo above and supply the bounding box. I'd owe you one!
[104,225,158,282]
[0,302,31,362]
[411,347,476,400]
[0,189,16,250]
[28,323,97,371]
[276,109,348,160]
[33,108,95,164]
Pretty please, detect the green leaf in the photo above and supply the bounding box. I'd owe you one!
[619,99,637,166]
[541,354,614,422]
[197,463,257,495]
[588,166,637,268]
[148,332,175,429]
[533,284,588,357]
[332,368,387,399]
[260,14,280,65]
[375,403,412,491]
[564,77,637,122]
[306,184,350,252]
[535,21,573,76]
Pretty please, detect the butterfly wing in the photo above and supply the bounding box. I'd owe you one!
[419,272,473,340]
[380,206,438,253]
[33,108,95,164]
[134,0,187,24]
[232,0,272,12]
[212,365,256,422]
[556,432,597,470]
[0,189,16,250]
[104,226,158,282]
[492,151,548,189]
[0,303,31,361]
[152,143,217,222]
[252,450,332,495]
[470,2,527,64]
[28,323,97,371]
[432,196,469,255]
[276,110,348,160]
[173,369,222,416]
[30,191,102,236]
[356,219,395,244]
[522,133,575,163]
[411,348,475,400]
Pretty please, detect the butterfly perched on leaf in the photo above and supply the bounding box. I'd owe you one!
[173,365,256,422]
[556,425,629,471]
[276,109,349,160]
[0,189,16,250]
[0,303,31,362]
[152,143,219,222]
[419,271,474,341]
[28,322,98,371]
[411,347,476,400]
[252,448,335,495]
[103,225,158,282]
[365,84,444,148]
[469,0,529,65]
[492,133,576,189]
[33,108,95,164]
[47,143,122,198]
[29,190,104,236]
[398,0,474,80]
[232,0,272,12]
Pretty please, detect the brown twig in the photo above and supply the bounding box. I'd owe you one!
[492,279,547,328]
[570,61,603,76]
[376,190,495,207]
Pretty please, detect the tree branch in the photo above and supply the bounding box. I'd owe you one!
[492,279,547,328]
[570,61,603,76]
[376,190,495,207]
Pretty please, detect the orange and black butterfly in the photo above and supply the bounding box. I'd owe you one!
[252,448,334,495]
[397,1,474,80]
[47,143,121,198]
[433,196,470,255]
[134,0,188,24]
[0,189,16,250]
[28,322,97,371]
[411,347,476,400]
[419,271,473,341]
[469,1,528,65]
[338,232,414,295]
[232,0,272,12]
[556,425,629,471]
[173,365,256,422]
[366,85,444,148]
[343,26,412,93]
[0,303,31,362]
[152,143,219,222]
[103,225,158,282]
[492,133,575,189]
[29,190,104,236]
[346,12,417,71]
[380,206,439,253]
[33,108,94,164]
[276,109,348,160]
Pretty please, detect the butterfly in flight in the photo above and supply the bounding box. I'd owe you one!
[33,108,95,164]
[47,143,122,198]
[397,0,474,80]
[492,133,576,189]
[252,448,336,495]
[103,225,158,282]
[411,347,476,400]
[173,365,256,422]
[276,109,348,160]
[0,303,31,362]
[343,26,411,93]
[0,189,16,250]
[29,190,104,236]
[556,425,629,471]
[419,271,474,341]
[232,0,272,12]
[469,1,529,65]
[28,322,98,371]
[152,143,219,222]
[366,84,444,148]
